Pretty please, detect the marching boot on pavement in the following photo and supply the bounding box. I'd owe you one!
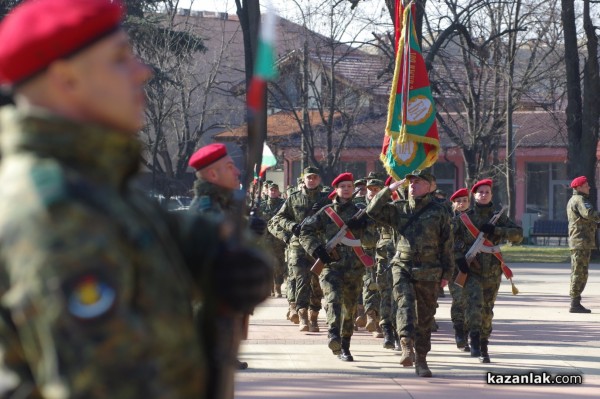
[339,337,354,362]
[415,353,432,378]
[479,338,491,363]
[274,284,282,298]
[399,337,415,367]
[289,302,299,324]
[328,327,342,355]
[381,324,395,349]
[373,323,384,338]
[309,309,320,332]
[365,309,379,332]
[570,296,592,313]
[469,331,481,358]
[454,326,469,351]
[298,308,309,332]
[355,304,367,328]
[393,329,401,351]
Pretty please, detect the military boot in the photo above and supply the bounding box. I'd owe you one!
[365,309,379,333]
[569,297,592,313]
[308,309,320,332]
[298,308,309,332]
[339,337,354,362]
[393,330,401,351]
[399,337,415,367]
[381,324,395,349]
[355,304,367,328]
[289,302,299,324]
[372,323,384,338]
[274,284,282,298]
[469,331,481,358]
[415,353,432,378]
[479,338,491,363]
[328,327,342,355]
[454,327,467,350]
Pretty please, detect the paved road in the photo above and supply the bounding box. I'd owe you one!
[235,262,600,398]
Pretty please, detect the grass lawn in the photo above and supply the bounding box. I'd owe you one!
[500,245,571,263]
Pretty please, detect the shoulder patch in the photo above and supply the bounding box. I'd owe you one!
[30,163,67,206]
[197,195,212,211]
[64,273,116,321]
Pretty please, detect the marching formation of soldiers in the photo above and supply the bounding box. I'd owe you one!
[0,1,595,396]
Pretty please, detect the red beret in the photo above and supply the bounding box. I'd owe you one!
[570,176,588,188]
[188,143,228,170]
[332,172,354,187]
[471,179,493,194]
[450,188,469,201]
[0,0,124,86]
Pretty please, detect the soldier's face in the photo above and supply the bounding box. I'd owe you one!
[408,177,430,198]
[577,182,590,195]
[68,30,152,133]
[269,187,280,198]
[304,174,321,189]
[452,196,470,212]
[474,185,492,205]
[336,181,354,199]
[212,155,241,190]
[367,186,381,200]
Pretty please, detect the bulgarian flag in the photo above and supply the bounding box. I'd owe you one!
[246,2,278,184]
[259,143,277,177]
[380,0,439,180]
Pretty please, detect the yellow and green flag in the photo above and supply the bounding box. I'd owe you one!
[380,1,439,180]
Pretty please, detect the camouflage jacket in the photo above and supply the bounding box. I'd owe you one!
[0,108,219,398]
[299,197,377,269]
[366,188,454,282]
[567,190,600,249]
[259,197,286,252]
[189,178,235,217]
[270,186,329,248]
[453,202,523,277]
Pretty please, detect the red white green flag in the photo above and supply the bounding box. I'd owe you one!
[259,143,277,177]
[380,1,440,180]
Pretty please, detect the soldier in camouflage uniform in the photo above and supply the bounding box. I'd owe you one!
[300,173,376,361]
[453,179,522,363]
[0,1,272,397]
[260,183,287,297]
[367,169,454,377]
[271,166,328,332]
[449,188,471,352]
[566,176,600,313]
[359,179,386,339]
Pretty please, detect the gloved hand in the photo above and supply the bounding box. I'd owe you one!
[346,215,367,230]
[480,223,496,235]
[312,245,333,264]
[214,244,274,313]
[249,215,266,235]
[456,258,470,273]
[311,198,332,213]
[291,223,302,237]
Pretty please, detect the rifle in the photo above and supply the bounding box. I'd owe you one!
[310,207,367,275]
[454,206,508,288]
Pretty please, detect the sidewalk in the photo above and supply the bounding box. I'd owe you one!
[235,262,600,398]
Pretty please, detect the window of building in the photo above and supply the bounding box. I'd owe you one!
[526,162,569,220]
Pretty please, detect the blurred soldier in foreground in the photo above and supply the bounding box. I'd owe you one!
[453,179,522,363]
[367,170,454,377]
[300,173,376,361]
[0,1,271,397]
[566,176,600,313]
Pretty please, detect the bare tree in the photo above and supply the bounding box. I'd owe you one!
[561,0,600,203]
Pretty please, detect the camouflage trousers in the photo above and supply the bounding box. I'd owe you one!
[376,240,395,327]
[271,246,287,287]
[449,270,467,332]
[464,272,501,340]
[570,249,591,299]
[393,267,438,355]
[320,265,364,338]
[362,260,380,314]
[288,246,323,311]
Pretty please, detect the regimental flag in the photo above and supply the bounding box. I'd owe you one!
[380,1,440,180]
[259,143,277,177]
